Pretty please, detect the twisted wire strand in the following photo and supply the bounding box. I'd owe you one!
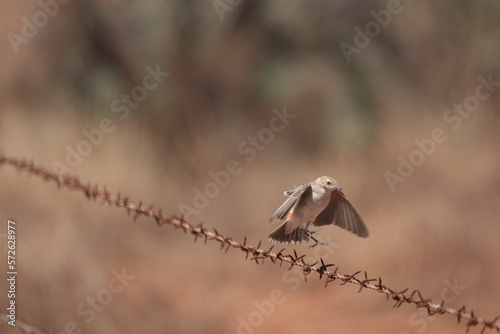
[0,154,499,334]
[0,313,48,334]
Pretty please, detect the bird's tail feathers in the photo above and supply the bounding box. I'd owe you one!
[268,222,309,244]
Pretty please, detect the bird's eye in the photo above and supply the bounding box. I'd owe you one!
[326,181,331,185]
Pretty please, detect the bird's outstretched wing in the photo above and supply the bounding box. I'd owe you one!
[312,190,369,238]
[268,183,311,225]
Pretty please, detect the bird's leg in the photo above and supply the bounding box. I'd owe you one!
[306,229,320,234]
[299,228,329,248]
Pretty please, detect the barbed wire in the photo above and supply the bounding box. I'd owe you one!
[0,153,499,334]
[0,313,48,334]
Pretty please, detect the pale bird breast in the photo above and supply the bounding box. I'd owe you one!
[312,187,327,201]
[311,188,330,213]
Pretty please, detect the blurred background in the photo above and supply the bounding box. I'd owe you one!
[1,1,499,333]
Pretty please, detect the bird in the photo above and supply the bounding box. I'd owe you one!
[268,176,369,247]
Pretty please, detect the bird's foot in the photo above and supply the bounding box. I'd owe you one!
[300,229,329,248]
[308,237,329,248]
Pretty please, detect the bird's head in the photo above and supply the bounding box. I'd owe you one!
[316,176,342,192]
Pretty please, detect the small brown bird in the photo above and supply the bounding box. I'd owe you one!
[268,176,369,247]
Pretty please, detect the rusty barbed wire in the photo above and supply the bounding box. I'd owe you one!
[1,153,499,334]
[0,313,48,334]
